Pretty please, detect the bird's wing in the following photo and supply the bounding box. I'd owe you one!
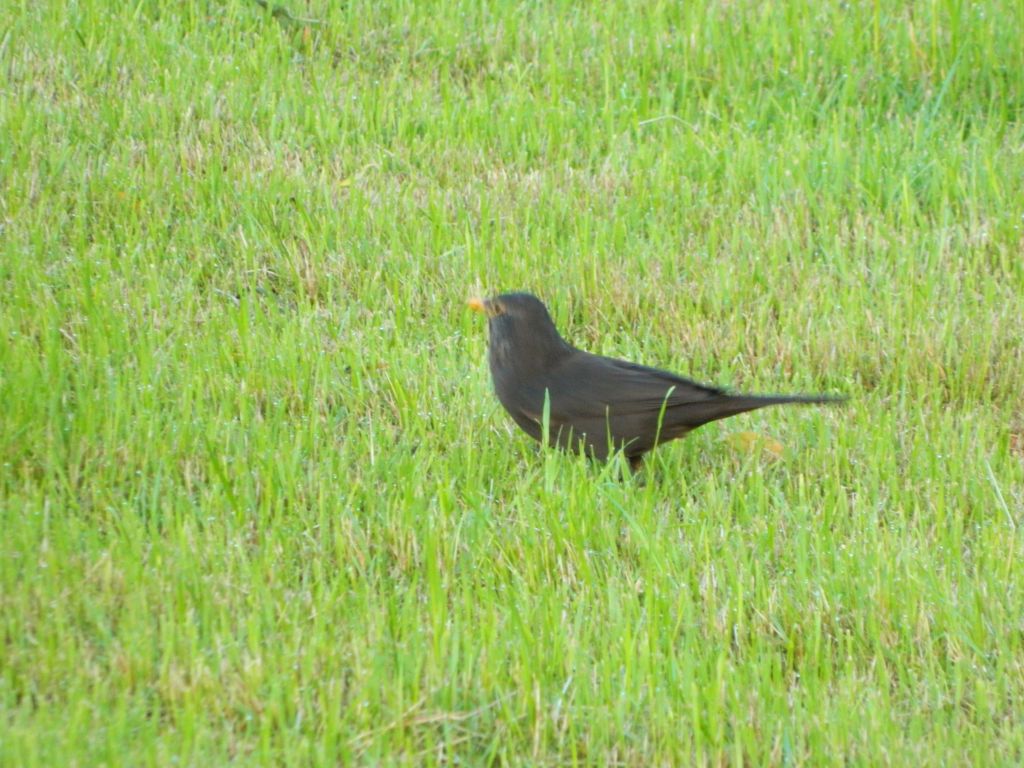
[544,354,725,417]
[512,354,726,458]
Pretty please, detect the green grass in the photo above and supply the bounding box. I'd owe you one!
[2,0,1024,764]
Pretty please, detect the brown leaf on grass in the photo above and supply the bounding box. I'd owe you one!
[1010,432,1024,460]
[725,431,785,460]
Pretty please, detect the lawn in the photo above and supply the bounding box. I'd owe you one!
[2,0,1023,764]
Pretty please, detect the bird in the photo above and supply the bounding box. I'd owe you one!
[468,292,844,471]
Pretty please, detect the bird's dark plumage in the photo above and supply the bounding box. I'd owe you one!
[470,292,843,469]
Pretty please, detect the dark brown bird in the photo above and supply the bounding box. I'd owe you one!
[469,292,844,470]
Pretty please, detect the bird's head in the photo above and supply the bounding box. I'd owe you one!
[468,292,572,371]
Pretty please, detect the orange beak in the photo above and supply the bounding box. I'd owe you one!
[467,297,487,314]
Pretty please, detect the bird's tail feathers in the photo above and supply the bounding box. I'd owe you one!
[679,393,846,429]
